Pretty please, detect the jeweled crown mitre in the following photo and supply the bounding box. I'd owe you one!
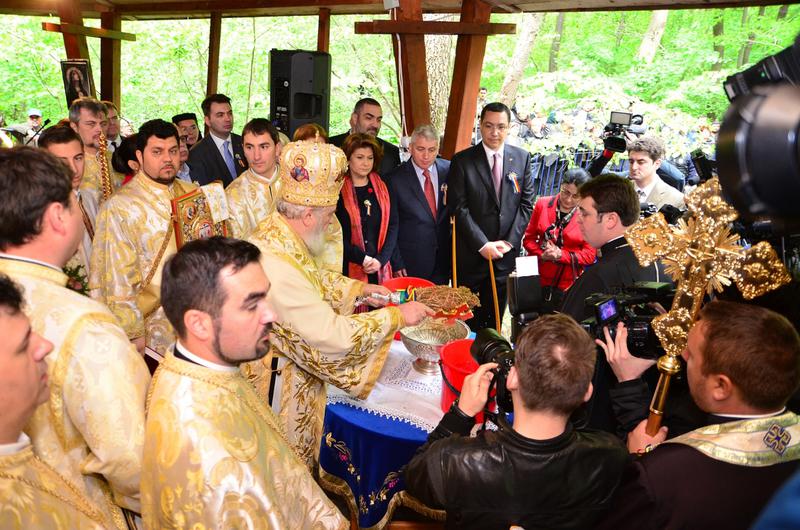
[278,140,347,207]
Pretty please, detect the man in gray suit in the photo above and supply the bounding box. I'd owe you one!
[628,136,684,211]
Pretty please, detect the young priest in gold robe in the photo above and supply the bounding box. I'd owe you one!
[245,140,434,469]
[141,236,348,529]
[0,274,112,529]
[0,147,150,528]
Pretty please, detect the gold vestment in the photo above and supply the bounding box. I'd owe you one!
[79,149,125,206]
[89,173,197,354]
[245,211,403,469]
[0,256,150,529]
[141,350,348,530]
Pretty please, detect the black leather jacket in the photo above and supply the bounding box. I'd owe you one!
[403,407,629,530]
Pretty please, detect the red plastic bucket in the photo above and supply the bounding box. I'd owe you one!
[381,277,435,340]
[439,338,478,414]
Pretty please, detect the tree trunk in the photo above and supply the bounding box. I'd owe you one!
[777,5,789,19]
[737,6,764,67]
[548,13,565,73]
[636,10,668,64]
[712,19,724,71]
[498,12,544,107]
[615,13,626,48]
[425,13,456,135]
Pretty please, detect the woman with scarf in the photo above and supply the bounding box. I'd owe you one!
[336,133,399,285]
[523,168,596,312]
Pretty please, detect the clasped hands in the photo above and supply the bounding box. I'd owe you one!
[539,241,563,262]
[479,240,512,260]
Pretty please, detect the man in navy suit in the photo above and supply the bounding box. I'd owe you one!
[386,124,451,285]
[188,94,247,187]
[329,98,401,177]
[450,102,534,332]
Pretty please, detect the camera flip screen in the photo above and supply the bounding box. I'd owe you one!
[609,111,632,126]
[597,298,618,324]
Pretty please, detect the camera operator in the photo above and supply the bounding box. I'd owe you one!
[403,314,628,530]
[628,137,685,210]
[595,300,800,530]
[558,174,668,432]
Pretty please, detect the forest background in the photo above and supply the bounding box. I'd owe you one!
[1,5,798,159]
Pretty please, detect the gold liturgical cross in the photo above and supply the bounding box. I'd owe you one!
[625,178,790,434]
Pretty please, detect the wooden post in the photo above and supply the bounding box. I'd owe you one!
[441,0,492,159]
[392,0,431,136]
[317,8,331,53]
[206,12,222,96]
[100,11,122,109]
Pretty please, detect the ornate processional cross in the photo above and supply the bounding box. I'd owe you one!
[625,178,791,435]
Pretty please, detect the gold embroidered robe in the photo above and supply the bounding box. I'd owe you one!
[226,167,344,273]
[0,257,150,528]
[65,189,99,282]
[246,212,404,469]
[89,173,197,354]
[141,350,348,530]
[0,438,111,529]
[79,149,125,207]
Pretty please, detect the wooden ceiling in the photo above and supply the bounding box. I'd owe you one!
[0,0,787,19]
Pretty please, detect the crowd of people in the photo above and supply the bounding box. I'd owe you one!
[0,89,799,530]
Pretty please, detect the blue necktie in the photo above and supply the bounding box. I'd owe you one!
[222,140,237,179]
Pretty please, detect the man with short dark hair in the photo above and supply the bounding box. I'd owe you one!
[38,125,96,277]
[558,173,667,432]
[597,300,800,530]
[404,314,628,529]
[627,136,685,210]
[171,112,202,148]
[90,119,199,360]
[68,97,124,204]
[187,93,247,186]
[0,147,150,525]
[329,97,401,176]
[385,124,451,284]
[141,237,348,529]
[101,100,121,152]
[450,101,534,331]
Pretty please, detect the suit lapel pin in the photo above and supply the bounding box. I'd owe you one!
[235,153,245,168]
[507,172,520,194]
[441,183,448,206]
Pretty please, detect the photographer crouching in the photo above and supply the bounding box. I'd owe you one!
[403,314,628,530]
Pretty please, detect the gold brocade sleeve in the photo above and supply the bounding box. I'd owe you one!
[89,202,145,339]
[225,177,250,239]
[318,269,364,316]
[62,315,150,512]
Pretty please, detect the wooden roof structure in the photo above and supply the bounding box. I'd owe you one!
[0,0,784,155]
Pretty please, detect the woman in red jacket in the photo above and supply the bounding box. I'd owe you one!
[523,168,596,311]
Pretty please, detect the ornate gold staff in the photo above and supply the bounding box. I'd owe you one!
[625,178,791,435]
[97,131,113,202]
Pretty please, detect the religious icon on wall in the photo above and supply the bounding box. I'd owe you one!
[61,60,95,108]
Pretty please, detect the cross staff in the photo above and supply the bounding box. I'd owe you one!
[625,178,791,435]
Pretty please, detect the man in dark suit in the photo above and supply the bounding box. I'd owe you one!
[450,102,534,332]
[329,98,401,177]
[187,94,247,187]
[386,124,451,284]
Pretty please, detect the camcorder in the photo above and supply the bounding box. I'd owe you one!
[470,328,515,413]
[601,111,647,153]
[640,203,686,225]
[580,282,674,360]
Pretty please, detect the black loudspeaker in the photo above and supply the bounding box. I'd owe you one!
[269,49,331,138]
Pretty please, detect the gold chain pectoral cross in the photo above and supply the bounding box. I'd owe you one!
[625,178,791,435]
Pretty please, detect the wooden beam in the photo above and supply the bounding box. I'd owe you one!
[317,7,331,52]
[390,0,431,136]
[100,11,122,109]
[206,12,222,97]
[116,0,377,14]
[42,21,136,41]
[355,20,515,35]
[56,0,91,63]
[441,0,491,158]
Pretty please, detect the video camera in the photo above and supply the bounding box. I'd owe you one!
[601,111,647,153]
[470,328,515,413]
[580,282,674,360]
[640,203,686,225]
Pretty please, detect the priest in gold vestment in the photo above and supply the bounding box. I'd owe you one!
[226,118,344,272]
[0,274,113,530]
[0,147,150,529]
[142,236,348,529]
[246,141,433,468]
[69,97,124,206]
[90,119,198,356]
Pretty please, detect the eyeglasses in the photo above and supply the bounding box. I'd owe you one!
[481,123,508,132]
[559,186,580,200]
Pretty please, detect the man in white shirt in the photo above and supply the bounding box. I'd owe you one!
[628,136,684,211]
[187,93,248,187]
